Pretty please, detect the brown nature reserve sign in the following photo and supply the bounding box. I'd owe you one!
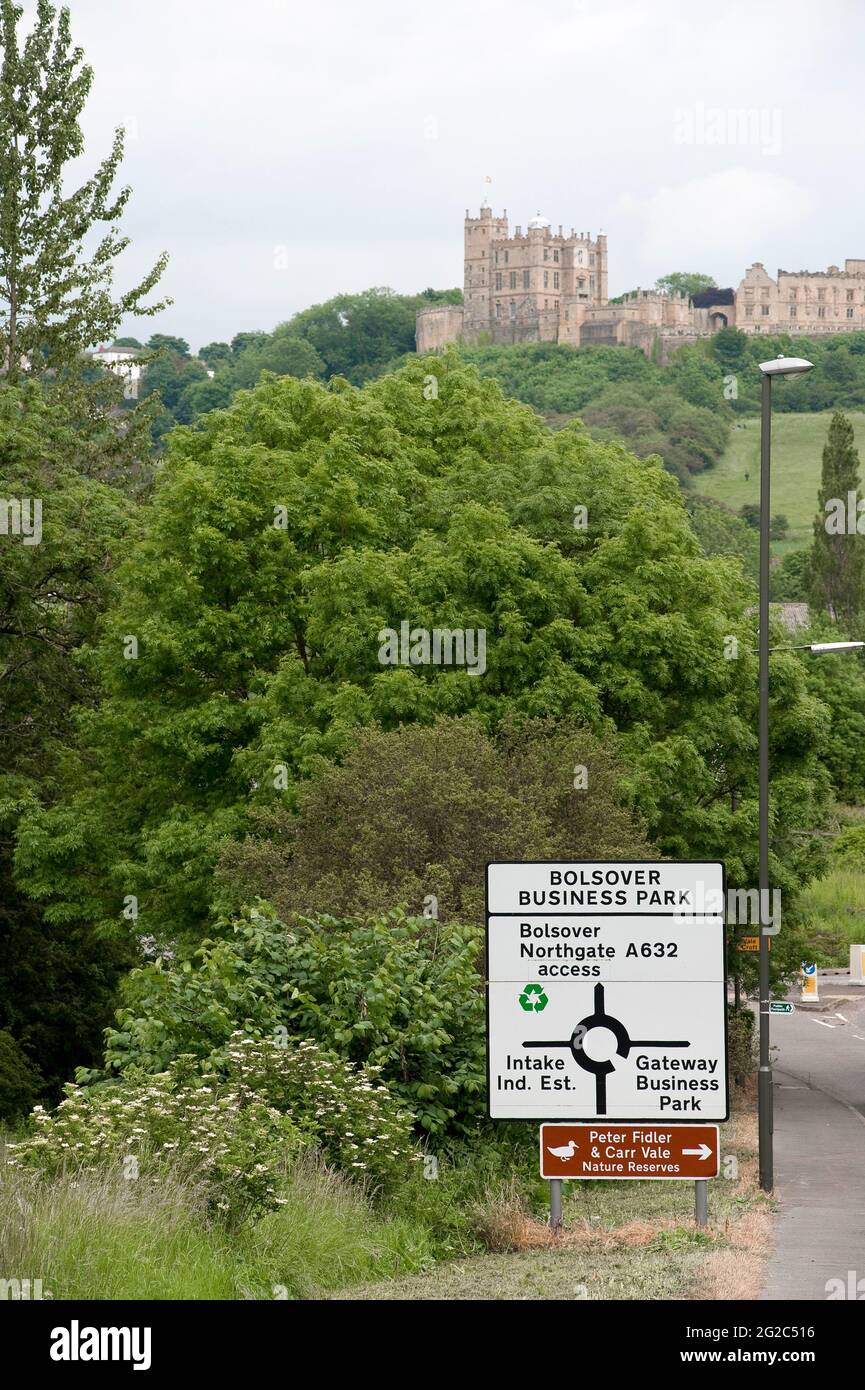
[540,1123,720,1180]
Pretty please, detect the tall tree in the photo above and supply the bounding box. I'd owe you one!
[810,411,865,622]
[0,0,168,381]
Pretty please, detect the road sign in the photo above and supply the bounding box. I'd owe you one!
[736,936,771,952]
[487,861,728,1122]
[539,1123,720,1180]
[769,1001,794,1014]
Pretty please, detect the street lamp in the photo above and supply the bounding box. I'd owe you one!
[756,353,814,1192]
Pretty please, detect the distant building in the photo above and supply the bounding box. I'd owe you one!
[417,204,864,357]
[736,261,865,335]
[85,343,143,397]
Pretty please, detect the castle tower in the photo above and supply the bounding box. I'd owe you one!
[596,233,608,304]
[463,204,508,337]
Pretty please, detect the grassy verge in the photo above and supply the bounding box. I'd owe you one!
[0,1153,436,1300]
[333,1091,769,1301]
[0,1096,768,1301]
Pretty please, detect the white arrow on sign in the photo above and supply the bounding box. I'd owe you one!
[682,1144,713,1161]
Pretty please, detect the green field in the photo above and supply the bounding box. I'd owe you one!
[693,411,865,555]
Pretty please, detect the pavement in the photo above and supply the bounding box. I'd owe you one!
[760,979,865,1300]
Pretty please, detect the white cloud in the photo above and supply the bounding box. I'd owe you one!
[27,0,861,347]
[615,170,812,288]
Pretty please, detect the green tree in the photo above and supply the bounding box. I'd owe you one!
[145,333,189,358]
[0,0,167,380]
[217,716,648,925]
[0,380,137,1103]
[14,355,831,961]
[654,272,718,299]
[810,411,865,622]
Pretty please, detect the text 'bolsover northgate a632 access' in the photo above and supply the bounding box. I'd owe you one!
[486,861,728,1122]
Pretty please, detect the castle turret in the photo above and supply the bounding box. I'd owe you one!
[463,205,508,337]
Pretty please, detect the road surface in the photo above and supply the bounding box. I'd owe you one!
[761,979,865,1301]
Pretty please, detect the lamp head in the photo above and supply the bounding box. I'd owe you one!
[759,354,814,378]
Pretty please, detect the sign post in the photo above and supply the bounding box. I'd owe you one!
[487,860,728,1229]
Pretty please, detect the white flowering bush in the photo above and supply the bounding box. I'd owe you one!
[6,1056,306,1223]
[226,1034,422,1194]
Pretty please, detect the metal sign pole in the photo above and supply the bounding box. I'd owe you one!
[549,1178,563,1231]
[695,1179,708,1228]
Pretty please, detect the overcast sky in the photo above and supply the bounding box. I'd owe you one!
[50,0,865,352]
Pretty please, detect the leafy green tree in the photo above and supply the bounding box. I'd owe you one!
[287,288,428,383]
[217,716,649,926]
[685,496,759,584]
[810,411,865,622]
[770,548,811,602]
[0,0,167,380]
[0,380,137,1103]
[145,333,189,358]
[230,331,268,357]
[230,331,323,390]
[14,354,832,963]
[654,272,718,299]
[198,340,232,366]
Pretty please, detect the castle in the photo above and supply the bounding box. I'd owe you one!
[416,204,865,357]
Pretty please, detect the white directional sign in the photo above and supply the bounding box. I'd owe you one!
[486,861,728,1122]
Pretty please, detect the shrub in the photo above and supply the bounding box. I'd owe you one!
[727,1006,756,1081]
[831,824,865,870]
[0,1030,42,1122]
[226,1035,421,1194]
[101,905,487,1137]
[7,1054,305,1223]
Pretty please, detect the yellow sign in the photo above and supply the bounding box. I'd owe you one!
[736,936,771,952]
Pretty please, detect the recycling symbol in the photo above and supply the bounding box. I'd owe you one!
[519,982,548,1013]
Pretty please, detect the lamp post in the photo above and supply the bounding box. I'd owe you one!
[756,354,814,1192]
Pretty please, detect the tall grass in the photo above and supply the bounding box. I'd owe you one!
[0,1153,434,1300]
[798,866,865,965]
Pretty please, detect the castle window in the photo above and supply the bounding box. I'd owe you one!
[590,254,595,266]
[494,252,498,265]
[496,272,502,289]
[590,275,595,291]
[495,301,501,319]
[554,250,559,263]
[509,301,516,321]
[848,307,855,318]
[544,249,549,260]
[762,304,770,315]
[789,306,797,317]
[544,299,548,308]
[790,288,797,300]
[544,271,549,288]
[818,288,825,301]
[745,306,753,317]
[818,306,826,318]
[509,272,517,289]
[523,270,530,288]
[554,272,559,289]
[848,290,855,301]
